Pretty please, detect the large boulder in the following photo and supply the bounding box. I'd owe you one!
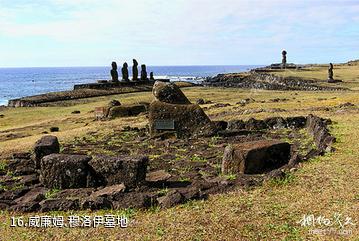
[40,154,93,189]
[152,81,191,104]
[149,100,216,138]
[107,104,147,119]
[33,135,60,168]
[89,155,148,188]
[222,140,291,175]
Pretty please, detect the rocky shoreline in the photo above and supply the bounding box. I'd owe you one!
[204,71,348,91]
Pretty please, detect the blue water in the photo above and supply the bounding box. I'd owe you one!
[0,65,260,106]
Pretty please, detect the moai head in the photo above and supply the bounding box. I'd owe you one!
[123,62,128,68]
[112,61,117,70]
[329,63,333,69]
[150,72,154,80]
[282,50,287,57]
[141,64,146,71]
[133,59,138,66]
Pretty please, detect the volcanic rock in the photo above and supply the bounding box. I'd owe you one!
[40,154,93,189]
[222,140,291,174]
[89,155,148,188]
[33,135,60,168]
[152,81,191,104]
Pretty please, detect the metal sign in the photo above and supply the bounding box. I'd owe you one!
[154,119,175,130]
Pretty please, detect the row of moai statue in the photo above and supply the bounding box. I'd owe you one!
[111,59,155,82]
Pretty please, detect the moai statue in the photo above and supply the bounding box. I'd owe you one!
[132,59,139,81]
[110,61,119,82]
[140,64,148,81]
[150,72,155,80]
[121,62,129,81]
[282,50,287,69]
[328,63,334,82]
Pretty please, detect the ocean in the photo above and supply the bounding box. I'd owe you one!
[0,65,260,106]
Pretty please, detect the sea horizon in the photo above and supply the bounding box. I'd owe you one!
[0,65,263,105]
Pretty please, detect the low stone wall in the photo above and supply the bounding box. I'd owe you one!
[73,80,160,90]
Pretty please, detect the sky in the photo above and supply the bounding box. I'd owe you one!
[0,0,358,67]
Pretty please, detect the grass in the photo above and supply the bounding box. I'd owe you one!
[0,160,7,172]
[190,154,207,163]
[44,188,61,199]
[0,63,359,239]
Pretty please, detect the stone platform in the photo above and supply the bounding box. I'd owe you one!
[8,79,171,107]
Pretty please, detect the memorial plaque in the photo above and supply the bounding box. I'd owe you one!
[154,119,175,130]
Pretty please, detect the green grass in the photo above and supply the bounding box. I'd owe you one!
[190,154,208,163]
[44,188,61,199]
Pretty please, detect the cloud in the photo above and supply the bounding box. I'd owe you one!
[0,0,358,66]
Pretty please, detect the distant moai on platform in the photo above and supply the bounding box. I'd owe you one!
[111,61,119,82]
[122,62,129,81]
[282,50,287,69]
[141,64,148,81]
[328,63,334,81]
[150,72,155,80]
[132,59,139,81]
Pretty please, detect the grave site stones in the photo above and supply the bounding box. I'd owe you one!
[0,82,338,212]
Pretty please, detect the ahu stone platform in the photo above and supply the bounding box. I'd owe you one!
[7,80,171,107]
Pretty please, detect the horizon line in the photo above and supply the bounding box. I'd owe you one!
[0,61,348,69]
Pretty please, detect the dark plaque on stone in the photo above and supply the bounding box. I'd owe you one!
[154,119,175,130]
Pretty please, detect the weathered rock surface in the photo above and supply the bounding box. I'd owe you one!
[54,188,95,199]
[40,198,80,212]
[146,170,172,183]
[107,104,147,119]
[81,197,113,210]
[149,100,216,138]
[40,154,93,189]
[157,190,184,208]
[90,184,126,199]
[152,81,191,104]
[89,155,148,188]
[0,187,30,201]
[226,116,307,131]
[33,135,60,168]
[112,193,156,209]
[11,187,47,212]
[306,115,336,152]
[222,140,291,174]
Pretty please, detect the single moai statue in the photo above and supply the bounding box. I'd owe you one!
[110,61,119,82]
[150,72,155,80]
[328,63,334,81]
[282,50,287,69]
[121,62,129,81]
[140,64,148,81]
[132,59,139,81]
